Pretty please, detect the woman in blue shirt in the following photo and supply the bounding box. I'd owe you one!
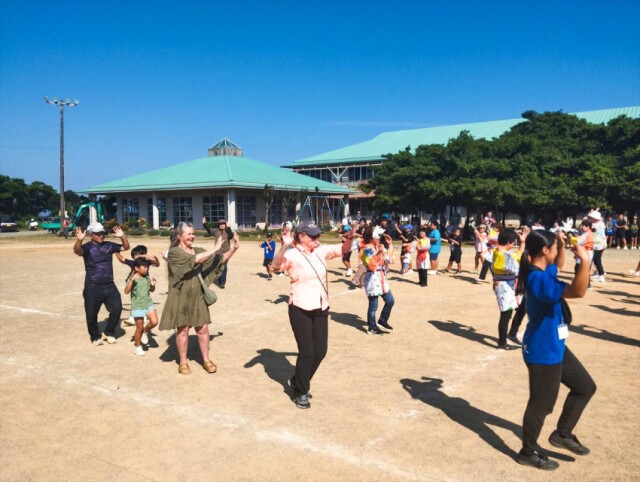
[515,230,595,470]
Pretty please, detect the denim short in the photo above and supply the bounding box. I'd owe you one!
[131,305,155,318]
[429,252,440,261]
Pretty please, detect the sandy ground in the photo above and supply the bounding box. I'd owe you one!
[0,235,638,482]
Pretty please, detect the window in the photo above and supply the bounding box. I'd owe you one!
[203,195,226,222]
[123,197,139,224]
[236,195,256,229]
[147,197,167,225]
[172,196,193,224]
[268,198,283,226]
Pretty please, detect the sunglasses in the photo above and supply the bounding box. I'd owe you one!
[304,233,321,240]
[92,232,106,236]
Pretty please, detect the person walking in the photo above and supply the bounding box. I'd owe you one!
[73,222,130,346]
[515,230,596,470]
[272,221,353,409]
[159,222,240,374]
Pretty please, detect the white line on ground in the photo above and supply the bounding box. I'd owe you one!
[0,354,441,481]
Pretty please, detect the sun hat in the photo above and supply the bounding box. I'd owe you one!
[587,210,602,221]
[295,220,322,237]
[87,222,106,234]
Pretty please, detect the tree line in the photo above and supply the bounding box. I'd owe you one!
[364,111,640,220]
[0,175,100,219]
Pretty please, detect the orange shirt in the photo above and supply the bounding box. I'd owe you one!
[282,244,342,311]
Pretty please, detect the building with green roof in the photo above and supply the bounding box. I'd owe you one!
[85,138,355,230]
[284,106,640,215]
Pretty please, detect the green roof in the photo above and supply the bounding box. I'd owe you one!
[84,155,355,195]
[288,106,640,166]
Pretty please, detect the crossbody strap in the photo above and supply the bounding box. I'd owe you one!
[300,251,329,296]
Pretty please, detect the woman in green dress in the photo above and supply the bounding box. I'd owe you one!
[159,222,239,374]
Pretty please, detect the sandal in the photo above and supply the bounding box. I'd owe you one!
[178,362,191,375]
[203,360,217,374]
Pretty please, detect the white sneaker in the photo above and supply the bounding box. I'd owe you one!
[593,275,606,283]
[623,246,628,250]
[427,270,437,275]
[101,333,117,344]
[616,246,620,249]
[92,339,104,346]
[123,317,135,326]
[141,332,149,345]
[346,269,353,277]
[133,345,145,356]
[404,269,414,275]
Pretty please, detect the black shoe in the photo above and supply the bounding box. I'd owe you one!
[219,284,225,289]
[517,450,559,470]
[294,394,310,409]
[507,335,522,345]
[497,344,518,350]
[549,430,590,455]
[287,378,312,399]
[367,328,384,335]
[379,322,393,330]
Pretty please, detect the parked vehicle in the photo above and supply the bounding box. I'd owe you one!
[28,218,39,230]
[0,214,18,232]
[40,202,106,233]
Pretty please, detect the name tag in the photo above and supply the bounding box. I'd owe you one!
[558,323,569,340]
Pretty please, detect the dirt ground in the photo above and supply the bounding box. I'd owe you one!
[0,234,638,482]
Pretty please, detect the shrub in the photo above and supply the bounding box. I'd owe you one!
[147,229,160,236]
[127,228,144,236]
[160,230,173,236]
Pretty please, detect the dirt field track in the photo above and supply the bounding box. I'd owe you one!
[1,235,638,482]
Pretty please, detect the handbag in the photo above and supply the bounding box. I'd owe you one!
[197,273,218,306]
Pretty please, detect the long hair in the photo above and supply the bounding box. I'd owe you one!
[516,230,557,296]
[170,222,193,248]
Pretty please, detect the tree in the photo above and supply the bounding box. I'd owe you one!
[0,175,29,215]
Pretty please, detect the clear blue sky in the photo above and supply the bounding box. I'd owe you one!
[1,0,639,191]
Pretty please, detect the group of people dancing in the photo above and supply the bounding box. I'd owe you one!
[73,207,626,471]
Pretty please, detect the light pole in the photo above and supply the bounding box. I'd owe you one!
[44,96,79,227]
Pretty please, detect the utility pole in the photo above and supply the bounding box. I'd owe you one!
[44,97,79,227]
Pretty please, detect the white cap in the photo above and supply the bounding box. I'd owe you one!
[87,222,106,233]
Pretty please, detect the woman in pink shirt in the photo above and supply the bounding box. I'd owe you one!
[272,220,353,409]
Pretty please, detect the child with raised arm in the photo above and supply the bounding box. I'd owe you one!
[259,232,276,279]
[124,257,158,356]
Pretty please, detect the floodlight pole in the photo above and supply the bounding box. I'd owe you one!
[44,97,79,225]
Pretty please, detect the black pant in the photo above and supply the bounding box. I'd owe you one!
[479,259,492,280]
[83,282,123,341]
[498,310,513,346]
[508,302,526,338]
[522,347,596,455]
[288,305,328,396]
[592,249,605,276]
[418,269,428,286]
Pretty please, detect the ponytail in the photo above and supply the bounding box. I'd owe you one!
[516,230,557,296]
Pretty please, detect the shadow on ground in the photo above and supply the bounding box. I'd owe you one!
[428,319,497,348]
[244,348,297,393]
[400,376,521,460]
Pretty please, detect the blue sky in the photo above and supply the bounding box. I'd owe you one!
[1,0,639,191]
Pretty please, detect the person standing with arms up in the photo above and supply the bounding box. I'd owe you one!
[272,221,353,409]
[515,230,595,470]
[74,222,130,346]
